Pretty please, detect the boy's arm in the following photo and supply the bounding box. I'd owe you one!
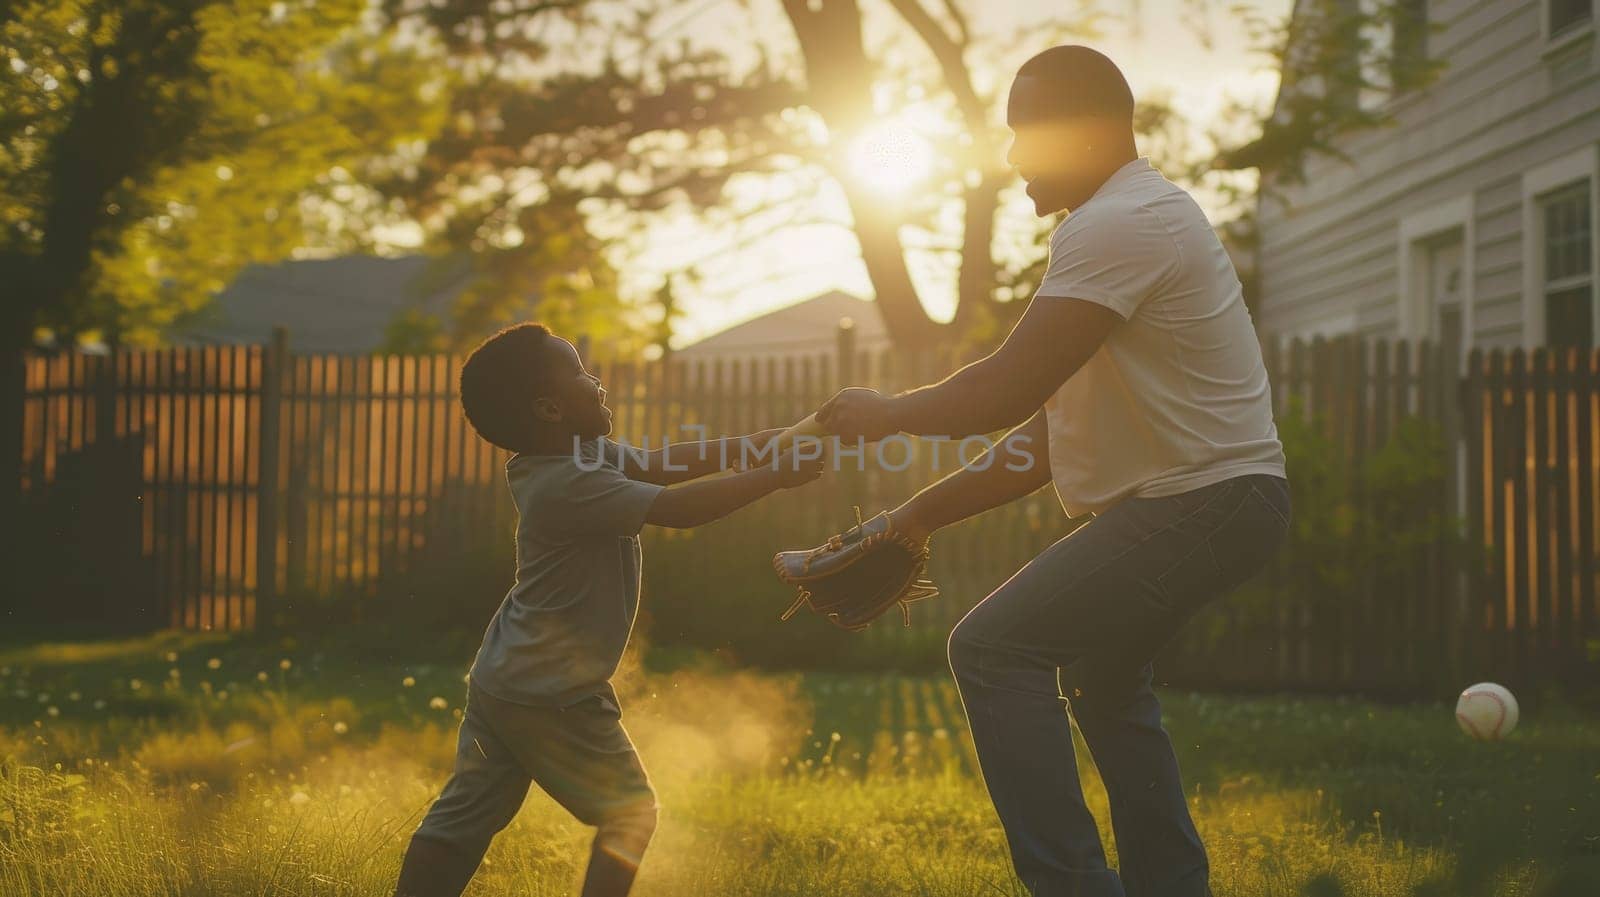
[644,451,821,529]
[888,411,1053,541]
[622,428,789,486]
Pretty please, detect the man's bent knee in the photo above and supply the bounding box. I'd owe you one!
[947,618,986,678]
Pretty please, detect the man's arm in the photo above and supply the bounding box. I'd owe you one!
[889,411,1053,541]
[643,451,822,529]
[622,427,788,486]
[817,297,1120,440]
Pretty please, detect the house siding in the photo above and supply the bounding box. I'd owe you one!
[1256,0,1600,346]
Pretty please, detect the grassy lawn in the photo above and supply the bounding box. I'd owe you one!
[1,630,1597,897]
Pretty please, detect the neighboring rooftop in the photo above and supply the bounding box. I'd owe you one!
[675,291,890,361]
[174,254,472,353]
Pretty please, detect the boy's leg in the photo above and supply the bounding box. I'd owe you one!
[393,837,482,897]
[476,688,658,897]
[396,691,533,897]
[948,475,1288,897]
[579,801,659,897]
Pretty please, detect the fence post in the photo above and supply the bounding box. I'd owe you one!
[256,327,288,629]
[1439,339,1465,522]
[0,350,22,624]
[836,318,857,387]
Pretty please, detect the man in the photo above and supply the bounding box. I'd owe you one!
[817,46,1290,897]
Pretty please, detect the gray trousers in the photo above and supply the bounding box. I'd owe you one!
[949,474,1291,897]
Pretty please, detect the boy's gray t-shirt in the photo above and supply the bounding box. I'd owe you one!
[469,439,664,707]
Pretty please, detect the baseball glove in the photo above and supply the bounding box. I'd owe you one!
[771,508,939,631]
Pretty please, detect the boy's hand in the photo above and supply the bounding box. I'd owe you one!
[769,448,825,489]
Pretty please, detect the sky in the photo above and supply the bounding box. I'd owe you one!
[605,0,1297,347]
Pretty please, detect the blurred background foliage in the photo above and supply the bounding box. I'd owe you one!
[4,0,1439,370]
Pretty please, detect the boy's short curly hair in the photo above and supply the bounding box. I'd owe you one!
[459,323,556,453]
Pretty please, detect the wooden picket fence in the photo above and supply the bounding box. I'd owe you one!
[6,330,1598,695]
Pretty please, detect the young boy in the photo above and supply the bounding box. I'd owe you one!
[393,323,822,897]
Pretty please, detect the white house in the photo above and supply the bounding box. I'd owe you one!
[1255,0,1599,354]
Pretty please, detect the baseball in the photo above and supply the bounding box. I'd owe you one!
[1455,682,1518,741]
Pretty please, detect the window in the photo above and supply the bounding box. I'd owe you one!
[1549,0,1594,39]
[1542,184,1594,348]
[1399,196,1473,346]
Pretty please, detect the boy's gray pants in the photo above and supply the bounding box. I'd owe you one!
[411,683,657,869]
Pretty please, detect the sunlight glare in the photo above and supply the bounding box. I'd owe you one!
[846,122,933,194]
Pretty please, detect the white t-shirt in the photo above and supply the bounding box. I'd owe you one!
[1037,157,1285,517]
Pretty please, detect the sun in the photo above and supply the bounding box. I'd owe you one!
[846,121,934,194]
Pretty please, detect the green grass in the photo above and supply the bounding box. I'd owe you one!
[1,631,1597,897]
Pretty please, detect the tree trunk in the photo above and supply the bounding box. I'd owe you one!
[951,173,1004,335]
[836,186,947,348]
[779,0,947,349]
[0,257,33,627]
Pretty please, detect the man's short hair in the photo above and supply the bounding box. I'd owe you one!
[459,322,556,453]
[1012,45,1134,124]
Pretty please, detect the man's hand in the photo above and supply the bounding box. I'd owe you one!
[817,387,899,441]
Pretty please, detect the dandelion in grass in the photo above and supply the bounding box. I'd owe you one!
[289,791,310,805]
[429,696,447,710]
[92,699,105,710]
[67,691,80,701]
[129,679,142,691]
[207,658,222,670]
[279,659,292,671]
[256,671,269,682]
[164,651,177,663]
[402,676,416,688]
[169,668,180,679]
[217,690,228,701]
[333,721,348,735]
[46,706,58,717]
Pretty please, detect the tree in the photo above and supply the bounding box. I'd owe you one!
[1212,0,1442,187]
[382,0,1444,351]
[380,0,1102,349]
[0,0,441,360]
